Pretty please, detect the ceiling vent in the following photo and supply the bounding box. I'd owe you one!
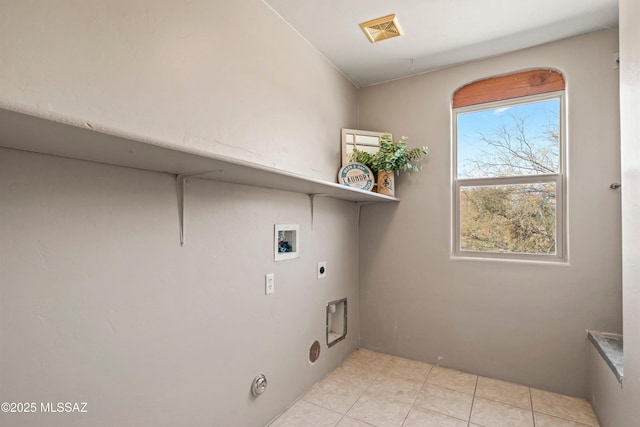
[359,14,404,43]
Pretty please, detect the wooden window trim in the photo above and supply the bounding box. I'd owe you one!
[452,69,565,109]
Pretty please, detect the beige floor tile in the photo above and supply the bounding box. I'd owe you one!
[326,367,373,391]
[475,376,532,409]
[470,397,534,427]
[269,400,342,427]
[341,363,388,380]
[304,376,364,414]
[535,412,598,426]
[366,374,423,403]
[276,350,601,427]
[403,406,469,427]
[330,365,380,389]
[336,416,377,426]
[530,388,599,426]
[344,349,393,372]
[413,384,473,421]
[346,392,412,427]
[426,366,478,394]
[382,356,433,382]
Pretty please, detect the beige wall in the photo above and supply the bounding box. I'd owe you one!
[358,30,621,398]
[588,344,624,427]
[620,0,640,424]
[0,0,355,181]
[0,0,631,424]
[0,149,361,427]
[588,2,640,424]
[0,1,359,426]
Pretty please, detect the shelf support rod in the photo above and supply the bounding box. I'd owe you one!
[356,202,375,231]
[309,194,330,230]
[177,174,189,246]
[176,170,225,247]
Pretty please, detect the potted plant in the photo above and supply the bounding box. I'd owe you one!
[350,133,428,196]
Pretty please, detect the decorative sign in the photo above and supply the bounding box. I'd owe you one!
[338,162,375,191]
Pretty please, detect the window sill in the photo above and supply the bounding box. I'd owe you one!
[450,254,569,266]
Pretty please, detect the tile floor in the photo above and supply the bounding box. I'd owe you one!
[269,349,599,427]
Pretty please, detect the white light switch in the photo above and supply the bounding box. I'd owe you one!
[265,273,275,295]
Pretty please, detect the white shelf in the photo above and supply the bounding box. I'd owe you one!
[0,105,399,203]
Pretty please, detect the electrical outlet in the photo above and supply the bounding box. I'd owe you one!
[317,261,327,279]
[265,273,275,295]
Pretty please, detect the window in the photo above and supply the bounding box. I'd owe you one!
[453,70,566,260]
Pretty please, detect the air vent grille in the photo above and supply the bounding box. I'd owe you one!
[359,14,404,43]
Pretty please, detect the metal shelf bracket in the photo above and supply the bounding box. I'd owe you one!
[176,170,223,246]
[176,174,189,246]
[309,194,330,229]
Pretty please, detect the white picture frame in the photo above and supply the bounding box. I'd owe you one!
[341,128,389,167]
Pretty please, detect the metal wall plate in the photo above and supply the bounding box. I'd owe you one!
[251,373,268,397]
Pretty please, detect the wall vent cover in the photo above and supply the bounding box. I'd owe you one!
[359,14,403,43]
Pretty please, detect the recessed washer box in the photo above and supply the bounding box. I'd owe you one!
[327,298,347,347]
[274,224,299,261]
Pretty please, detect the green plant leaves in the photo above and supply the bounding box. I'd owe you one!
[349,133,428,174]
[373,133,428,173]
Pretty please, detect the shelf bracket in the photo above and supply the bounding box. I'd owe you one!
[309,194,330,230]
[356,202,375,231]
[175,170,225,246]
[177,174,189,246]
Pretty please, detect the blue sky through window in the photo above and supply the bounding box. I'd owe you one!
[457,98,560,178]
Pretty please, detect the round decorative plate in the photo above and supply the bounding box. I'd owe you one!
[338,162,375,191]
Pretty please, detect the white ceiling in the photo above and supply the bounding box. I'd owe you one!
[264,0,619,87]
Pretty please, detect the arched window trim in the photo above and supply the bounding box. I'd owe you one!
[453,69,565,109]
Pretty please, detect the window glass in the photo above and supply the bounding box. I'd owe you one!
[460,182,557,255]
[453,90,564,260]
[457,98,560,179]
